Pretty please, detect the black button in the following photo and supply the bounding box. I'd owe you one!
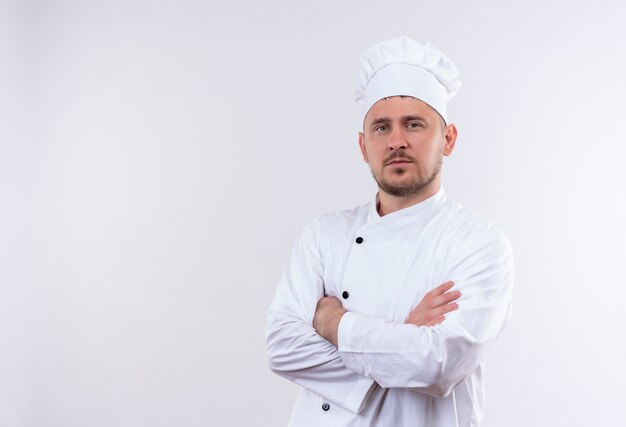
[342,291,349,299]
[355,236,364,244]
[322,403,330,411]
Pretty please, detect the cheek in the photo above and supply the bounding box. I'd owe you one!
[370,148,388,167]
[419,138,444,157]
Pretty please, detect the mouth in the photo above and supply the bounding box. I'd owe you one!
[386,159,413,166]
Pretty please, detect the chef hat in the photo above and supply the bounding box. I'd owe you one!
[354,36,462,124]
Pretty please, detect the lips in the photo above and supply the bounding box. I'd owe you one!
[386,158,413,166]
[388,160,411,164]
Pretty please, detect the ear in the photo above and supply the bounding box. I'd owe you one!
[358,132,368,163]
[443,124,458,157]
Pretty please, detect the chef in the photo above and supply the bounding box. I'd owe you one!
[266,36,514,427]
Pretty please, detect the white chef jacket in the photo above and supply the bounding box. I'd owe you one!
[266,187,514,427]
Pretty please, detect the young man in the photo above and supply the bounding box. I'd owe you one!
[266,36,514,426]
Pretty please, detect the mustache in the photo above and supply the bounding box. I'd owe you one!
[384,151,415,165]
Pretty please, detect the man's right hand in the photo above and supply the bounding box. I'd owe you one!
[405,281,460,327]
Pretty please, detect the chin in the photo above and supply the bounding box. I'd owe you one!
[387,174,416,186]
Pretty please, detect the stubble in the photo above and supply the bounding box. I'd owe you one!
[371,149,443,197]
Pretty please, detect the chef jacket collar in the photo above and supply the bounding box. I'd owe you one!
[365,186,447,232]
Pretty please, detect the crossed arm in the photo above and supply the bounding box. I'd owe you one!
[266,220,513,413]
[313,281,461,347]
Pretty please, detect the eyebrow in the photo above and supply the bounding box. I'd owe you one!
[369,115,428,126]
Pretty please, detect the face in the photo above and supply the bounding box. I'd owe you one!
[358,96,457,198]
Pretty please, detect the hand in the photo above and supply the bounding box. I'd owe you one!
[313,296,347,347]
[405,281,460,327]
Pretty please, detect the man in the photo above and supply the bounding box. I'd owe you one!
[266,36,514,426]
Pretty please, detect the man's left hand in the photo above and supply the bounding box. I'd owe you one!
[313,296,347,347]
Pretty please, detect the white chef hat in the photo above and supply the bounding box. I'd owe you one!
[354,36,462,124]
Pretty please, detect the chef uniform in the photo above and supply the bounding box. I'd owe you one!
[266,37,514,427]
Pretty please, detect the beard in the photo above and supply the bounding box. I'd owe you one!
[370,151,443,197]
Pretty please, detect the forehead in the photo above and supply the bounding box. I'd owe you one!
[364,96,438,124]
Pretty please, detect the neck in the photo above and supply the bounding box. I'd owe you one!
[377,183,441,216]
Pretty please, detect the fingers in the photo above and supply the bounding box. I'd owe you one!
[405,281,461,327]
[426,281,460,308]
[425,301,458,326]
[428,281,454,297]
[437,301,458,316]
[430,289,461,308]
[424,300,459,326]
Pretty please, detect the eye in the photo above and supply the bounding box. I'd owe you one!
[407,122,424,129]
[374,125,388,132]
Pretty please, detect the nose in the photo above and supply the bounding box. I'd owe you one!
[388,127,407,151]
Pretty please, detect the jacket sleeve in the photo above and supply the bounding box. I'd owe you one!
[337,227,514,398]
[265,219,376,414]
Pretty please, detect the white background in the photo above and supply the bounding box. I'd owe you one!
[2,0,626,426]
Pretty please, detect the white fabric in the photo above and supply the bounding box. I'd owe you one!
[354,36,462,123]
[266,187,514,426]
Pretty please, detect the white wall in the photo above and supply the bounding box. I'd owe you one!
[1,0,625,425]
